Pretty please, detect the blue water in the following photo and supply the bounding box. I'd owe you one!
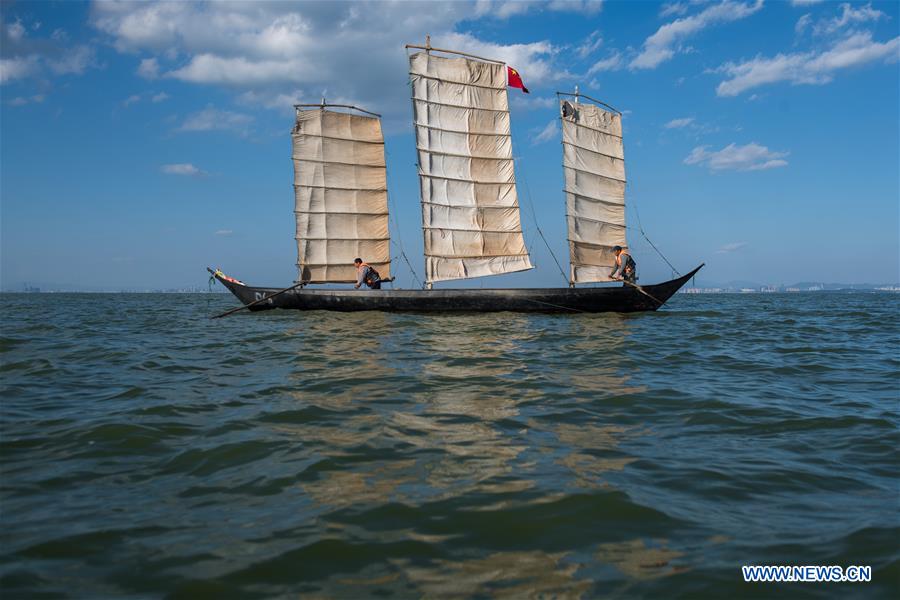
[1,292,898,598]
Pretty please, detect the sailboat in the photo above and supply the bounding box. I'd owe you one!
[209,40,702,314]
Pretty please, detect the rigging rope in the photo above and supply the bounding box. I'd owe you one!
[511,130,569,285]
[628,180,681,278]
[385,148,424,288]
[522,296,586,313]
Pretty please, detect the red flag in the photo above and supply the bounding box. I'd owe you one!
[507,66,529,94]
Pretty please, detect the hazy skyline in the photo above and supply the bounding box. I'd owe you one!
[2,0,898,289]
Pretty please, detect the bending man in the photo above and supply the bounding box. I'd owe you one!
[610,246,637,284]
[354,258,382,290]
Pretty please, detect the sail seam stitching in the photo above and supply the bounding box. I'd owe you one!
[414,123,511,137]
[412,98,509,113]
[563,165,626,183]
[297,238,389,241]
[562,140,625,162]
[293,157,385,168]
[416,147,513,161]
[294,184,387,191]
[417,173,516,185]
[295,211,390,216]
[293,133,385,145]
[420,201,518,210]
[567,214,627,227]
[410,72,505,92]
[563,189,625,206]
[562,118,623,139]
[424,253,531,258]
[422,227,525,233]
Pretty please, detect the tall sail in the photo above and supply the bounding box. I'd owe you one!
[292,107,391,283]
[560,98,627,284]
[409,51,533,284]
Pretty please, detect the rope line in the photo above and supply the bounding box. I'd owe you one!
[522,297,586,312]
[385,146,424,288]
[628,180,681,277]
[511,132,569,285]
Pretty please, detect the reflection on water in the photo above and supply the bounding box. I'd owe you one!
[388,412,525,496]
[552,423,636,488]
[595,538,686,580]
[302,460,419,510]
[397,551,591,598]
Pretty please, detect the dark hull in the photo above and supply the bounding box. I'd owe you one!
[209,265,703,314]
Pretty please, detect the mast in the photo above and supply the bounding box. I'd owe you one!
[406,40,533,285]
[558,90,627,284]
[291,102,391,283]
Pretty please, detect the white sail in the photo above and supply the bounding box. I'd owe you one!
[292,108,391,283]
[560,98,628,284]
[409,51,533,284]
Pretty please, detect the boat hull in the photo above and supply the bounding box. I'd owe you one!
[209,265,703,314]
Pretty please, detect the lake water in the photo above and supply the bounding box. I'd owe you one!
[1,292,898,598]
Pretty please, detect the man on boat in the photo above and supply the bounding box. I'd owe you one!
[354,258,382,290]
[610,246,637,284]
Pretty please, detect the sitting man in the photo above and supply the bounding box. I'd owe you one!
[354,258,382,289]
[609,245,637,284]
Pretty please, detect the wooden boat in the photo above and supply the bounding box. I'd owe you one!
[209,265,702,313]
[211,38,702,315]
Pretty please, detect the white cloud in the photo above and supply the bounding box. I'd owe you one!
[168,54,321,86]
[531,119,559,145]
[716,31,900,96]
[215,229,233,236]
[665,117,694,129]
[89,2,561,130]
[577,31,603,59]
[814,2,885,36]
[684,142,788,171]
[7,20,25,42]
[177,106,253,134]
[123,94,142,107]
[547,1,604,16]
[439,32,560,84]
[717,242,748,253]
[790,0,823,6]
[587,51,623,74]
[237,89,306,115]
[0,56,39,83]
[473,0,603,18]
[161,163,207,176]
[473,1,533,19]
[631,0,764,70]
[511,95,556,110]
[795,13,812,35]
[151,91,169,103]
[1,19,97,83]
[7,94,44,106]
[660,3,689,18]
[137,57,159,79]
[46,45,96,75]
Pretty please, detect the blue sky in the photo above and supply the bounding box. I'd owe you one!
[1,0,898,290]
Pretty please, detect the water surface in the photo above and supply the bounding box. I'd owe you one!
[1,292,898,597]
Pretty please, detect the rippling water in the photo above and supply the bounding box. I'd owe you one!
[1,292,898,598]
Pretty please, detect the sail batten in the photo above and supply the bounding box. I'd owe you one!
[293,108,391,283]
[561,98,628,284]
[409,50,532,283]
